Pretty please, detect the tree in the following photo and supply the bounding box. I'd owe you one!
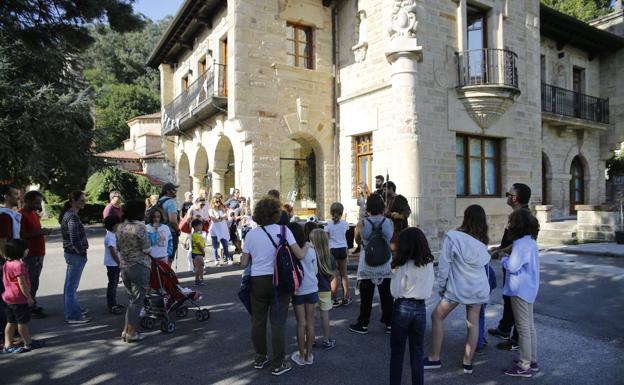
[541,0,613,21]
[0,1,144,195]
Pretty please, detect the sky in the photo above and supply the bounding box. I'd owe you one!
[133,0,185,21]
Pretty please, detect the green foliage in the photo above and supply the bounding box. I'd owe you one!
[85,167,159,204]
[46,202,107,225]
[607,155,624,178]
[541,0,613,21]
[94,83,160,152]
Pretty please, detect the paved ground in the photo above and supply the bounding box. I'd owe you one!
[1,228,623,385]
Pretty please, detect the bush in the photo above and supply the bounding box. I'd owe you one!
[85,166,159,203]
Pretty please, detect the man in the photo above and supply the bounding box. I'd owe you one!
[19,190,51,318]
[180,192,193,218]
[158,183,180,264]
[0,185,21,341]
[382,181,411,237]
[225,188,242,210]
[374,175,385,196]
[102,191,123,220]
[488,183,532,351]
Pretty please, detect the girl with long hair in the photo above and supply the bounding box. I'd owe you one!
[326,202,351,306]
[310,229,337,350]
[208,193,231,266]
[424,205,491,375]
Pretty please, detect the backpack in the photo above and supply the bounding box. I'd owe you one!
[146,197,174,225]
[364,217,391,267]
[260,225,304,294]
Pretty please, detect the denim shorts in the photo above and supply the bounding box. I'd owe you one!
[292,292,319,306]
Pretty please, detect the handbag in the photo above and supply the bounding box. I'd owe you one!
[179,217,191,234]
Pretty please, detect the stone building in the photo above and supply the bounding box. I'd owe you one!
[148,0,624,247]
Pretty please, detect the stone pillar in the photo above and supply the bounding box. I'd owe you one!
[191,174,206,197]
[385,1,423,225]
[211,168,227,195]
[534,205,552,225]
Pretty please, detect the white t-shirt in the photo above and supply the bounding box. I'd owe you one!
[209,208,230,240]
[104,231,119,267]
[146,224,172,259]
[324,220,349,249]
[243,224,296,277]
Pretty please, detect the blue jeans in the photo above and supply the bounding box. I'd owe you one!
[211,236,231,262]
[390,299,426,385]
[478,304,487,349]
[63,253,87,320]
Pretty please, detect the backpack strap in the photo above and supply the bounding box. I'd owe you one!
[260,226,278,249]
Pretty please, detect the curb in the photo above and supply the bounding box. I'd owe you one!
[545,247,624,258]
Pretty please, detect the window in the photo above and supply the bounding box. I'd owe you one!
[198,57,207,75]
[182,75,189,91]
[456,134,500,196]
[540,55,546,83]
[355,134,373,190]
[287,22,313,69]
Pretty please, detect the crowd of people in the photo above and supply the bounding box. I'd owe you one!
[0,179,542,383]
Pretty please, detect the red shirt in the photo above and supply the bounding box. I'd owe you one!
[103,204,123,220]
[19,208,45,257]
[2,259,30,304]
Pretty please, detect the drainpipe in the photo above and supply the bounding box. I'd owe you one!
[331,1,340,208]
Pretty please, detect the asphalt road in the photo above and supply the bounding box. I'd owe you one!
[1,227,623,385]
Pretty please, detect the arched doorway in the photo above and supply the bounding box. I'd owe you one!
[194,146,210,197]
[213,136,235,197]
[569,155,585,215]
[542,153,551,205]
[280,138,318,218]
[178,153,192,197]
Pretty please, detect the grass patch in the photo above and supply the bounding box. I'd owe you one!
[41,217,59,228]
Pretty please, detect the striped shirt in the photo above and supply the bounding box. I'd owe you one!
[61,209,88,256]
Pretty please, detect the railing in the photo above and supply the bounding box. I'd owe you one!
[541,83,609,124]
[456,48,519,88]
[163,63,227,124]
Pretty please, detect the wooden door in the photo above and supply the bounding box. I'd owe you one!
[220,38,228,96]
[569,156,584,215]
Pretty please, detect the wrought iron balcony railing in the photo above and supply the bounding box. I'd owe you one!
[456,48,519,88]
[541,83,609,124]
[163,63,227,133]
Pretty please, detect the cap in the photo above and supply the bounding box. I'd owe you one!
[163,182,178,191]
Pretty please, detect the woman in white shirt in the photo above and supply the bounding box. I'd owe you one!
[208,194,231,265]
[389,227,434,385]
[240,197,310,376]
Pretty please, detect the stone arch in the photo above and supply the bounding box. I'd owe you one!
[569,154,589,214]
[211,135,235,197]
[193,145,210,197]
[177,152,192,197]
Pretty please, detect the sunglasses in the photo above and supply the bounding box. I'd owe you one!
[505,192,516,198]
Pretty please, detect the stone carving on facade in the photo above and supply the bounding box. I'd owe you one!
[388,0,418,40]
[352,10,368,63]
[456,89,517,129]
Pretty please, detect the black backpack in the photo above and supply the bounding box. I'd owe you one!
[364,217,391,267]
[261,225,304,293]
[145,197,174,224]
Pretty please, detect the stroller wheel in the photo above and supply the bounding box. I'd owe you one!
[195,310,204,321]
[201,309,210,321]
[142,317,154,329]
[175,307,188,318]
[161,320,176,333]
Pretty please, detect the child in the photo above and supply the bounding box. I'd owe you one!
[2,239,38,353]
[288,222,318,366]
[240,206,256,241]
[191,219,206,286]
[103,216,124,315]
[389,227,435,385]
[146,208,173,262]
[325,202,351,307]
[310,228,337,350]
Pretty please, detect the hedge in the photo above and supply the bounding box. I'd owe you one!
[85,166,159,204]
[46,202,107,225]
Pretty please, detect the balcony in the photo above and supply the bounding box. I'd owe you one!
[162,63,227,136]
[455,48,521,129]
[541,83,609,130]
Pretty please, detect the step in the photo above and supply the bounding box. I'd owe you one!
[538,229,576,240]
[541,220,577,232]
[538,237,578,247]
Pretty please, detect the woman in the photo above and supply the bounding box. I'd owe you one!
[116,200,152,343]
[349,193,394,335]
[502,209,540,378]
[356,182,370,221]
[424,205,491,374]
[60,191,90,324]
[240,197,310,376]
[145,194,158,212]
[209,193,231,265]
[390,227,435,385]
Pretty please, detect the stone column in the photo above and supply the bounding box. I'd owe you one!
[191,174,206,197]
[384,1,423,225]
[211,168,227,195]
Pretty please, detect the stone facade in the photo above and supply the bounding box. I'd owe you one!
[149,0,624,249]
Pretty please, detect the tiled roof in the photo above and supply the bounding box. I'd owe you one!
[95,150,141,160]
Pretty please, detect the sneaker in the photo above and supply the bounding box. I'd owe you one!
[125,332,145,343]
[291,351,307,366]
[488,327,511,340]
[341,297,353,306]
[227,260,233,265]
[80,307,90,316]
[504,365,533,378]
[66,316,91,324]
[385,325,392,334]
[332,299,342,308]
[496,340,519,351]
[463,363,473,374]
[253,356,269,369]
[322,338,336,350]
[2,346,30,354]
[349,323,368,335]
[514,360,540,372]
[423,357,442,369]
[271,361,292,376]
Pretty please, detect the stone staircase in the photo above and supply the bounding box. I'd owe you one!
[538,219,578,247]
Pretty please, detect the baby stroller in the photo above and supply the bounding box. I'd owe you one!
[140,258,210,333]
